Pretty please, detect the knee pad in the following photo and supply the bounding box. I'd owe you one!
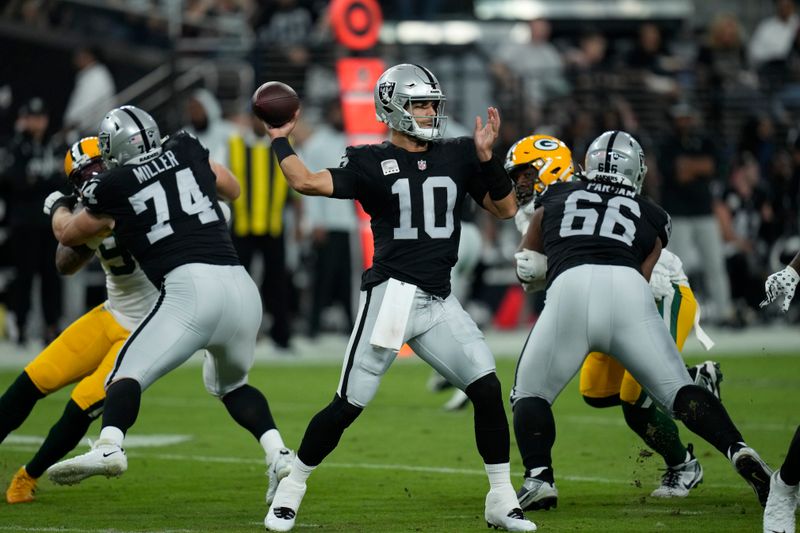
[327,395,363,429]
[465,373,502,406]
[582,394,621,408]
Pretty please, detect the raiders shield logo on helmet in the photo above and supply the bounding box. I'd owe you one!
[378,81,396,105]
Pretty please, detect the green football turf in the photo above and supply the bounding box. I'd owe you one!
[0,352,798,532]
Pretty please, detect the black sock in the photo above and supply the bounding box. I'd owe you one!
[780,425,800,486]
[622,402,687,466]
[0,371,45,443]
[297,395,362,467]
[222,384,277,440]
[101,378,141,435]
[25,399,100,478]
[673,384,743,456]
[512,396,555,479]
[465,374,510,464]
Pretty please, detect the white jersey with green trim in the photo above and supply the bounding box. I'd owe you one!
[94,235,159,331]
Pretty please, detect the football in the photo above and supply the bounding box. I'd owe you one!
[251,81,300,127]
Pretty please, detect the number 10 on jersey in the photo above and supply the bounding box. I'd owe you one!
[391,176,457,240]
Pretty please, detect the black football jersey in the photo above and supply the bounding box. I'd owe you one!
[329,137,490,297]
[81,132,238,285]
[539,180,671,287]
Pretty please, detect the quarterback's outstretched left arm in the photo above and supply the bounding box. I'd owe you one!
[262,110,334,197]
[474,107,516,220]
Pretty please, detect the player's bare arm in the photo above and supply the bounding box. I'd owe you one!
[263,109,334,196]
[519,206,545,253]
[474,107,516,219]
[641,237,663,282]
[52,206,113,248]
[55,243,95,275]
[210,159,240,201]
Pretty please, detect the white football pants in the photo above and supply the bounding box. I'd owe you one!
[106,263,262,397]
[337,279,497,407]
[511,264,693,413]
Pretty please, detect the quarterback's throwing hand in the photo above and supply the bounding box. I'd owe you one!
[760,266,799,312]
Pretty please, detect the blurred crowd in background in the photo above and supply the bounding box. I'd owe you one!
[2,0,800,349]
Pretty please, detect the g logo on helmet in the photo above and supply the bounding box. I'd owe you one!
[533,138,559,151]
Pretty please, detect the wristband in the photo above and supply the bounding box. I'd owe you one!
[272,137,296,163]
[481,156,513,201]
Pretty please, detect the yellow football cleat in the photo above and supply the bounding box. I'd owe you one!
[6,466,37,504]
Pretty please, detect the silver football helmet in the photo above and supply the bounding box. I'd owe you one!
[98,105,162,167]
[374,64,447,141]
[584,130,647,193]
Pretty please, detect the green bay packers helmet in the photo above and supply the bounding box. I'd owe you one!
[504,134,574,205]
[584,130,647,193]
[64,136,106,188]
[98,105,162,167]
[374,64,447,141]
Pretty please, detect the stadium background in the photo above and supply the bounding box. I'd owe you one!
[0,0,799,348]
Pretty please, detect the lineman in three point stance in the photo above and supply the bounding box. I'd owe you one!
[261,63,536,532]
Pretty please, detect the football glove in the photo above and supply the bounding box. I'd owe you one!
[760,265,799,312]
[43,191,77,217]
[515,249,547,283]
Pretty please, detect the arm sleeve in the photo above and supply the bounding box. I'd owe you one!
[81,176,113,215]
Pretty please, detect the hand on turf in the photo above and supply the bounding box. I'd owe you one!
[760,266,799,312]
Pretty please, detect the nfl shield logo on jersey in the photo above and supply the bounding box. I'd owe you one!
[417,160,427,171]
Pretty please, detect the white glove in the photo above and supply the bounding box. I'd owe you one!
[43,191,66,216]
[760,266,800,312]
[515,249,547,283]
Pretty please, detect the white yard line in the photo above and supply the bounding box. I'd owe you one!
[1,446,751,490]
[0,528,193,533]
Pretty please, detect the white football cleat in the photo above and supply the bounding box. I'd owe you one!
[443,389,470,411]
[763,471,798,533]
[485,487,537,531]
[46,438,127,485]
[265,477,306,532]
[651,444,704,498]
[266,448,295,505]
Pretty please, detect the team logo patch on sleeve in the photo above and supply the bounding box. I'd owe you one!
[381,159,400,175]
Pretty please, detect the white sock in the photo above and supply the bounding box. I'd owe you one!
[286,457,315,485]
[485,462,512,491]
[99,426,125,448]
[260,429,286,464]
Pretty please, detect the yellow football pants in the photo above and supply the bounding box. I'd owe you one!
[579,284,697,405]
[24,303,130,410]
